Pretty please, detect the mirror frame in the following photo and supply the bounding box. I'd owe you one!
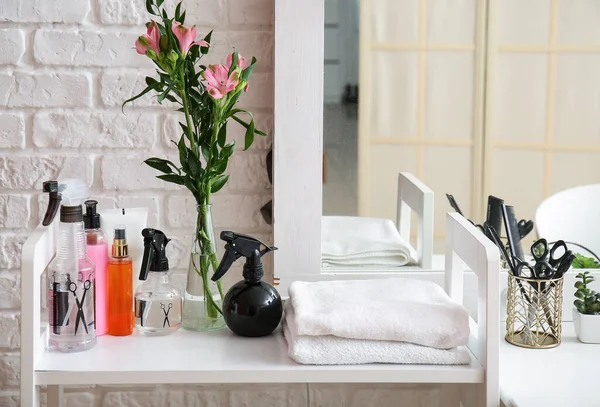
[273,0,324,293]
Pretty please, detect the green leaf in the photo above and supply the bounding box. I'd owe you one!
[241,56,257,82]
[211,175,229,193]
[223,90,243,112]
[187,148,202,179]
[228,48,239,76]
[174,2,182,19]
[212,160,227,174]
[157,0,164,6]
[161,8,168,19]
[179,10,186,23]
[178,137,190,173]
[575,290,586,299]
[575,300,586,314]
[157,174,184,185]
[179,122,189,137]
[183,174,199,197]
[221,142,235,159]
[121,82,159,112]
[201,31,212,54]
[146,0,155,14]
[201,143,210,162]
[144,157,178,174]
[218,125,227,147]
[244,119,255,150]
[575,281,585,289]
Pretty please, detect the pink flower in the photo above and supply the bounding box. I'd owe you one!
[172,21,209,56]
[226,52,249,70]
[135,21,161,56]
[226,52,250,91]
[204,64,239,99]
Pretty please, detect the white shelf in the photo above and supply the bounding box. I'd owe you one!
[500,323,600,407]
[36,328,484,386]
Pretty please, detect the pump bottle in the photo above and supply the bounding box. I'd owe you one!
[107,226,133,336]
[135,228,182,336]
[83,200,108,336]
[44,179,97,352]
[211,232,282,337]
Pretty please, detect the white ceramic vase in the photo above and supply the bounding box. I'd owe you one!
[573,308,600,343]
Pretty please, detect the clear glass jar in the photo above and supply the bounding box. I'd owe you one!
[135,271,182,336]
[182,204,226,331]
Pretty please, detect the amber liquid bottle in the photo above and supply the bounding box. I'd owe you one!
[107,226,133,336]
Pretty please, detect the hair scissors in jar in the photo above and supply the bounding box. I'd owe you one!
[68,277,92,335]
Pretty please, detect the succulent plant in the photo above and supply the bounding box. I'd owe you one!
[574,271,600,315]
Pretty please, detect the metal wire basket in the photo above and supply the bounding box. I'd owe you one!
[505,273,564,348]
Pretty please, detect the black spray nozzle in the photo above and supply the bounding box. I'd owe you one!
[42,181,61,226]
[212,231,277,282]
[83,200,101,229]
[139,228,171,281]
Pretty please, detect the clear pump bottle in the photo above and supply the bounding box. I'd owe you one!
[45,180,97,352]
[135,228,181,335]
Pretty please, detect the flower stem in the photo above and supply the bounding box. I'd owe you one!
[179,76,197,156]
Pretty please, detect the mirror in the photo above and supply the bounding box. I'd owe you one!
[321,0,600,267]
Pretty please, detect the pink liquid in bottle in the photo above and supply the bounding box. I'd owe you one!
[87,240,108,335]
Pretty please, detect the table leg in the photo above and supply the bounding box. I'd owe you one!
[47,385,64,407]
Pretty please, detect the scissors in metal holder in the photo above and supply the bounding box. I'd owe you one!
[161,303,173,328]
[531,239,573,280]
[68,277,92,335]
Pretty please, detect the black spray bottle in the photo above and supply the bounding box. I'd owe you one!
[134,228,182,336]
[211,232,282,337]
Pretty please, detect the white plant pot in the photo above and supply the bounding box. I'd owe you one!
[573,308,600,343]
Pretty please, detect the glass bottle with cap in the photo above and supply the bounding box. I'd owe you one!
[107,225,133,336]
[135,228,182,336]
[44,179,97,352]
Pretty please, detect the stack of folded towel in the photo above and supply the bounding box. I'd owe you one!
[321,217,417,267]
[283,278,471,365]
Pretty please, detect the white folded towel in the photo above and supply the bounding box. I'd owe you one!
[283,305,470,365]
[321,216,416,267]
[288,278,470,349]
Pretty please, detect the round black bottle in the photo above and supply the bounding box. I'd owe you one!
[211,231,282,337]
[223,277,283,337]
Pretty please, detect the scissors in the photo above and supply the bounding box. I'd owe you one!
[161,303,173,328]
[517,219,534,239]
[531,239,572,279]
[68,276,92,335]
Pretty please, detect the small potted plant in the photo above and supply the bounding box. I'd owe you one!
[573,271,600,343]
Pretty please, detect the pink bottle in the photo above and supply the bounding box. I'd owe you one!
[83,200,109,336]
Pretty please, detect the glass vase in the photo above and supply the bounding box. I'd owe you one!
[182,204,226,331]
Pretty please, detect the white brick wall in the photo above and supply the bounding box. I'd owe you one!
[0,1,451,405]
[0,0,276,404]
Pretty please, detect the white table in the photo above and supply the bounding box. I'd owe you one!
[500,323,598,407]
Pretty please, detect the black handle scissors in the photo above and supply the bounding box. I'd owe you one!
[532,239,572,279]
[68,277,91,335]
[161,303,173,328]
[517,219,534,239]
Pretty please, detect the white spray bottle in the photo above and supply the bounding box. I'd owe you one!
[44,179,97,352]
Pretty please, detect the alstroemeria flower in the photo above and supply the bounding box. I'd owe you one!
[204,64,239,99]
[172,21,209,56]
[226,52,250,91]
[136,21,161,56]
[226,52,249,70]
